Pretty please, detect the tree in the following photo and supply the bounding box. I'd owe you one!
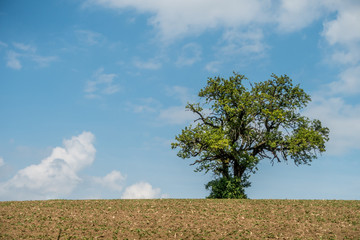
[171,73,329,198]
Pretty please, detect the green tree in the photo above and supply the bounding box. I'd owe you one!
[172,73,329,198]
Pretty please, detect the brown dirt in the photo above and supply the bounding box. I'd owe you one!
[0,199,359,239]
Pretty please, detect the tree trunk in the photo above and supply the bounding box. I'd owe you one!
[221,160,230,178]
[233,160,246,179]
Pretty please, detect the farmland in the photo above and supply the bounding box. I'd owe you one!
[1,199,359,239]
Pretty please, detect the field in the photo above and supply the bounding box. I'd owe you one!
[1,199,359,239]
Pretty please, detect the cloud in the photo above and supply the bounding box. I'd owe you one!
[75,29,105,46]
[329,47,360,65]
[86,0,271,41]
[166,86,195,104]
[5,43,57,69]
[219,28,267,57]
[322,2,360,46]
[0,132,167,200]
[121,182,166,199]
[6,51,22,70]
[127,97,161,113]
[0,132,96,200]
[322,2,360,66]
[320,3,360,96]
[32,55,58,67]
[176,43,202,67]
[86,0,359,46]
[158,86,197,124]
[0,41,8,48]
[86,0,357,67]
[13,42,37,53]
[126,86,196,124]
[276,0,333,32]
[305,97,360,155]
[128,86,196,124]
[85,68,121,98]
[159,106,196,125]
[328,65,360,95]
[133,58,162,70]
[93,170,126,192]
[205,61,222,73]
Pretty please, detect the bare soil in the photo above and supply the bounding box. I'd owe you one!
[1,199,359,239]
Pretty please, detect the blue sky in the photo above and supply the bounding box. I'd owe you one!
[0,0,359,200]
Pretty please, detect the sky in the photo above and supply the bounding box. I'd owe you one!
[0,0,359,201]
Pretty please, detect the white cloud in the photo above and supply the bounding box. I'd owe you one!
[0,132,96,200]
[5,43,57,69]
[121,182,165,199]
[6,51,22,70]
[320,2,360,96]
[328,65,360,95]
[322,2,360,46]
[305,97,360,155]
[86,0,358,65]
[330,47,360,65]
[322,3,360,67]
[75,29,105,46]
[128,86,196,124]
[176,43,202,67]
[159,106,196,125]
[157,86,197,124]
[86,0,271,41]
[219,28,267,57]
[205,61,222,73]
[276,0,333,32]
[0,133,168,200]
[127,97,161,113]
[166,86,195,104]
[85,68,121,98]
[13,42,37,52]
[86,0,358,47]
[133,58,162,70]
[32,55,58,68]
[93,170,126,192]
[0,41,8,48]
[80,1,271,62]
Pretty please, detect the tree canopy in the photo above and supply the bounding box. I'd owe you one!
[171,73,330,198]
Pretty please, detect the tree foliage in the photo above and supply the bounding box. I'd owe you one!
[172,73,329,198]
[205,176,250,199]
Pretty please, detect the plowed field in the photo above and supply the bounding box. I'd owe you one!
[1,199,359,239]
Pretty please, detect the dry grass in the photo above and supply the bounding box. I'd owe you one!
[1,199,359,239]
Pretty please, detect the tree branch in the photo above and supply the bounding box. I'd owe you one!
[189,104,220,129]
